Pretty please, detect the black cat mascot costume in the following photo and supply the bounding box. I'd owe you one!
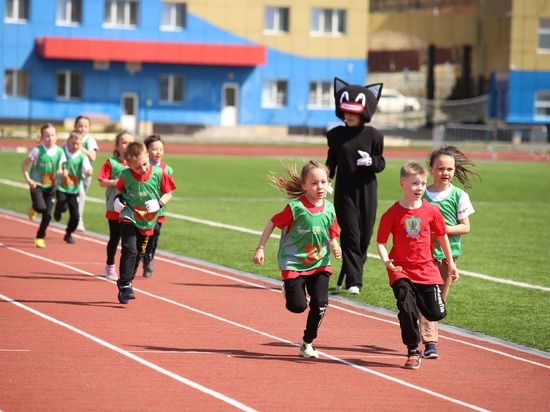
[326,77,385,294]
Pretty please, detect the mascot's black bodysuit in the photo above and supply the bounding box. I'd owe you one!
[326,77,385,292]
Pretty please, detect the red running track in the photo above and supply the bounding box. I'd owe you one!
[1,211,549,411]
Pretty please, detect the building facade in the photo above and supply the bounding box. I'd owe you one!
[1,0,368,134]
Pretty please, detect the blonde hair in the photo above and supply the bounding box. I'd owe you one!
[269,160,330,199]
[34,123,56,143]
[113,129,134,158]
[400,160,428,179]
[124,141,147,162]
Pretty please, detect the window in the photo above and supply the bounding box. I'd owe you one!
[262,80,288,107]
[264,7,289,34]
[56,71,82,99]
[535,91,550,118]
[104,0,138,28]
[538,19,550,50]
[310,8,346,36]
[57,0,82,25]
[161,1,186,30]
[4,70,28,97]
[5,0,29,22]
[308,81,333,108]
[160,75,184,103]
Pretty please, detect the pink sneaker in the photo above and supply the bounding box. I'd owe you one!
[104,264,118,281]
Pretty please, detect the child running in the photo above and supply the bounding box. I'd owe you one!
[73,115,99,232]
[113,142,176,304]
[141,134,174,278]
[376,160,458,370]
[418,146,479,359]
[252,160,341,358]
[21,123,67,248]
[53,131,93,244]
[97,130,135,280]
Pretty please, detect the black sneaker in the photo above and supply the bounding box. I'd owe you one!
[64,234,75,244]
[118,284,136,304]
[142,259,154,278]
[54,209,61,222]
[404,350,421,370]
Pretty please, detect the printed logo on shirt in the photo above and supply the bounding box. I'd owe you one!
[297,226,311,234]
[404,217,422,239]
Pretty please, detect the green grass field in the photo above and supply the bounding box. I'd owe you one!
[1,150,549,352]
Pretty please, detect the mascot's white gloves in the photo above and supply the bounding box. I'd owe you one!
[113,197,126,213]
[327,182,334,195]
[357,150,372,167]
[145,199,161,213]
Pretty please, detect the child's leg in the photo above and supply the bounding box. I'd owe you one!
[36,187,55,239]
[283,277,308,314]
[118,223,139,286]
[302,272,329,343]
[145,222,161,261]
[417,283,446,322]
[77,176,91,226]
[391,278,422,351]
[418,312,438,344]
[435,258,455,300]
[106,219,121,265]
[134,233,150,276]
[66,194,79,235]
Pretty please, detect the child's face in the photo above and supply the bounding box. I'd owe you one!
[344,112,362,127]
[302,167,329,202]
[41,127,57,148]
[117,134,135,156]
[148,141,164,164]
[430,154,455,187]
[128,152,150,175]
[75,118,90,136]
[67,136,81,153]
[400,173,427,201]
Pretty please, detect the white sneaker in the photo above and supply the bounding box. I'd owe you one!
[76,220,85,232]
[299,341,319,358]
[104,264,118,281]
[347,286,360,295]
[335,284,343,290]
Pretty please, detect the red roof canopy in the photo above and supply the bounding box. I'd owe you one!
[35,37,265,67]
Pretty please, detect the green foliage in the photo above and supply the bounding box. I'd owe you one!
[3,151,549,352]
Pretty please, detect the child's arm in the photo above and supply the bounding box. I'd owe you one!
[446,216,470,236]
[21,157,36,189]
[436,234,459,281]
[252,220,275,265]
[377,242,402,272]
[329,238,341,260]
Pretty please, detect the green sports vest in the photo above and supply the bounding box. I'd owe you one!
[424,185,465,259]
[56,151,87,194]
[30,145,64,189]
[105,157,128,212]
[118,167,163,230]
[277,199,335,271]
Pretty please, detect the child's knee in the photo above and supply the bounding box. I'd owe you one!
[286,301,307,313]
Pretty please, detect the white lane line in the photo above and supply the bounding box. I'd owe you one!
[0,242,495,411]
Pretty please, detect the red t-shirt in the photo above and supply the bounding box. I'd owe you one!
[97,158,128,220]
[271,195,339,280]
[377,199,446,285]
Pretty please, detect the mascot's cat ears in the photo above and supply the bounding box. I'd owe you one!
[334,77,383,123]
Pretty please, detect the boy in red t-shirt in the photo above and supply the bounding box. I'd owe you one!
[377,160,458,370]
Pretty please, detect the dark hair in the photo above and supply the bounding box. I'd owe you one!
[428,146,480,189]
[74,115,91,128]
[144,134,163,149]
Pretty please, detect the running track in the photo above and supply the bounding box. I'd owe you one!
[1,212,549,411]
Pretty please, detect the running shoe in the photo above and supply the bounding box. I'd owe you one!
[64,234,75,244]
[34,238,46,248]
[142,259,154,278]
[404,350,422,370]
[28,207,36,221]
[104,264,118,281]
[423,342,439,359]
[117,284,135,304]
[347,286,360,295]
[299,341,319,358]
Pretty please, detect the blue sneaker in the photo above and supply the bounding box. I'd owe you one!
[118,284,136,304]
[423,343,439,359]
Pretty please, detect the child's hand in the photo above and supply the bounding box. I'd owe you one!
[145,199,161,213]
[252,247,265,265]
[448,260,459,281]
[27,179,37,189]
[330,243,342,259]
[384,259,402,272]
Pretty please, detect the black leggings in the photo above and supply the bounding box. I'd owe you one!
[117,222,150,286]
[30,186,55,239]
[391,278,446,351]
[284,272,330,344]
[55,191,79,235]
[106,218,121,266]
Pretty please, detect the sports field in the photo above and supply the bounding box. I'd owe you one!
[0,140,548,353]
